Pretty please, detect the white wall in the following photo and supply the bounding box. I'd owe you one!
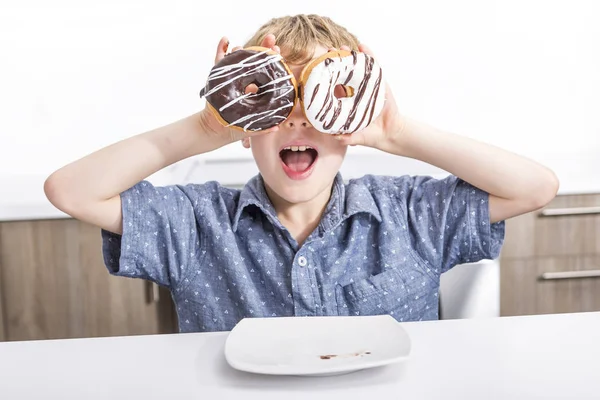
[1,0,599,178]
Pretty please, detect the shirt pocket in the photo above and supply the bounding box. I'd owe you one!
[334,267,436,320]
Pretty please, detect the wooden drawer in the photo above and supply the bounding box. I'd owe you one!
[0,219,177,341]
[500,255,600,316]
[502,193,600,258]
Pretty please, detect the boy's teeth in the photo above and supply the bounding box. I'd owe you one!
[282,145,313,152]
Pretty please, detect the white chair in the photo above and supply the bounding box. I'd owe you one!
[439,259,500,319]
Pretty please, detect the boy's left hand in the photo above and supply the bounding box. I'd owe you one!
[331,44,405,152]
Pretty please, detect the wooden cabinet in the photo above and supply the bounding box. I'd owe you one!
[0,219,178,341]
[500,193,600,316]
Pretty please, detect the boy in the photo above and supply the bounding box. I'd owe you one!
[44,14,559,332]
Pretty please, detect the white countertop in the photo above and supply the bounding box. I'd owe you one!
[1,151,599,222]
[0,312,599,399]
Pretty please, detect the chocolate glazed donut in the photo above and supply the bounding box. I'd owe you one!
[199,46,297,132]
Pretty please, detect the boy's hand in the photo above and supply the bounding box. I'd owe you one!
[199,35,282,147]
[331,44,407,154]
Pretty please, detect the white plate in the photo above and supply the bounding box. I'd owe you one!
[224,315,411,376]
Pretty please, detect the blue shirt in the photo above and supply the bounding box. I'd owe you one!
[101,172,505,332]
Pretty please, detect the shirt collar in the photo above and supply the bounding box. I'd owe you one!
[232,173,382,232]
[232,174,281,232]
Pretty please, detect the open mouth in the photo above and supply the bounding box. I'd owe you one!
[279,145,319,179]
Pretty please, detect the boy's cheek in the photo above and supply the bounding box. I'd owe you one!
[322,135,349,152]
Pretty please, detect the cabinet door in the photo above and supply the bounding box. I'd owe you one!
[0,219,177,341]
[501,256,600,316]
[501,193,600,259]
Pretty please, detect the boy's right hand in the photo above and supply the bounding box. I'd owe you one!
[198,35,282,146]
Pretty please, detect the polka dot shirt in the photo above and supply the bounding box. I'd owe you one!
[101,173,505,332]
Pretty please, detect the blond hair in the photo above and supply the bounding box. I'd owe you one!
[244,14,360,64]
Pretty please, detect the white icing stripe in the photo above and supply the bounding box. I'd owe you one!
[245,114,286,131]
[208,50,274,78]
[226,102,294,131]
[251,85,294,100]
[258,74,294,88]
[202,55,284,97]
[208,53,281,81]
[218,84,294,112]
[218,92,252,112]
[272,85,295,101]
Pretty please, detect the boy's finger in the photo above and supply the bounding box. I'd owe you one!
[358,43,375,57]
[215,37,229,63]
[273,45,281,54]
[261,33,276,49]
[340,45,351,51]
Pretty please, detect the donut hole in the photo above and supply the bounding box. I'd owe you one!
[244,83,259,95]
[334,84,354,99]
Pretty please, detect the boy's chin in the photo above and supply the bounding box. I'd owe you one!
[273,179,335,204]
[274,186,319,204]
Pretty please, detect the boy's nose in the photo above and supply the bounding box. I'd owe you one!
[284,118,309,129]
[283,105,310,129]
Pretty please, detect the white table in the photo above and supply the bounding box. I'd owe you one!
[1,312,599,399]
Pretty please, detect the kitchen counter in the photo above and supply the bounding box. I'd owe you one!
[1,152,599,222]
[0,312,599,399]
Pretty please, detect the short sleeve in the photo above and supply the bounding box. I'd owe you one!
[101,180,200,289]
[393,174,505,273]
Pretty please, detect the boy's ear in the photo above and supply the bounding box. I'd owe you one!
[241,137,250,148]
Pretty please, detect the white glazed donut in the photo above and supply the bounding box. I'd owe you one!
[299,49,385,134]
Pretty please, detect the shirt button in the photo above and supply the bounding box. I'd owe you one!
[298,256,307,267]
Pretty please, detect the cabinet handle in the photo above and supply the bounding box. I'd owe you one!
[145,281,160,303]
[539,206,600,217]
[539,270,600,280]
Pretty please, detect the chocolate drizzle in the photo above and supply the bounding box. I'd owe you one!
[323,99,342,130]
[199,49,295,131]
[341,55,375,131]
[315,71,335,121]
[354,67,383,132]
[307,84,320,110]
[317,71,340,122]
[342,70,354,86]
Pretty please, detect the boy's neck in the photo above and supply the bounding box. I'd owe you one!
[265,184,334,246]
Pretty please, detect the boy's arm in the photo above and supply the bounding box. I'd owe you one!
[44,111,230,234]
[45,36,281,235]
[378,116,560,223]
[331,44,558,223]
[331,43,558,224]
